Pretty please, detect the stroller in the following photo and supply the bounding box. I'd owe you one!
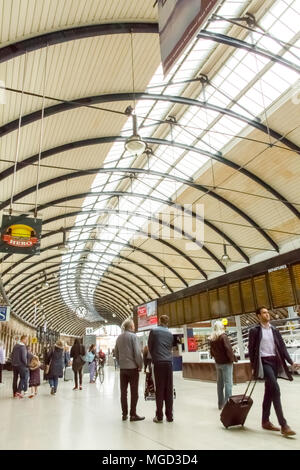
[144,363,176,400]
[144,364,156,401]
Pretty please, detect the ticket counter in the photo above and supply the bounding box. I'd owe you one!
[182,352,252,383]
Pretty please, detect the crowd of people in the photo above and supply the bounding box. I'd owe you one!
[4,336,106,398]
[1,306,300,437]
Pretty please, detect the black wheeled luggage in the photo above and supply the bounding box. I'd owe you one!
[220,379,256,428]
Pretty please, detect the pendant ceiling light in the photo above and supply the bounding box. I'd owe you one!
[58,228,69,253]
[124,32,146,156]
[221,244,231,265]
[125,112,146,155]
[41,271,49,290]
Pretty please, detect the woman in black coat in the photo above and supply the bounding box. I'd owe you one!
[46,340,64,395]
[70,339,85,390]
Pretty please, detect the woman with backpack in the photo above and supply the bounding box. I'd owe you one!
[70,339,85,390]
[87,344,97,383]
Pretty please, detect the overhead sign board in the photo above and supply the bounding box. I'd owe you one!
[0,306,11,322]
[158,0,220,76]
[0,215,42,255]
[137,300,158,331]
[85,327,94,335]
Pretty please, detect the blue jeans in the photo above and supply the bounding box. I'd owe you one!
[215,363,233,409]
[89,361,96,381]
[49,377,59,392]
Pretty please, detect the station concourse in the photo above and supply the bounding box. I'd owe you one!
[0,0,299,452]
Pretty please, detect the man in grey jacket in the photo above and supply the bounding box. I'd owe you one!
[115,318,144,421]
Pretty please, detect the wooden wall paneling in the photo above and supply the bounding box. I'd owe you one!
[176,299,184,326]
[240,279,256,313]
[291,264,300,305]
[253,274,271,308]
[229,282,243,314]
[268,267,295,308]
[183,296,193,324]
[191,294,201,322]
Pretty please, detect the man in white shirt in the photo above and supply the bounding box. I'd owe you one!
[249,307,299,436]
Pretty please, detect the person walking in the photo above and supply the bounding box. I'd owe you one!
[70,338,85,390]
[114,318,144,422]
[11,335,28,398]
[0,341,5,384]
[87,344,97,383]
[28,355,41,398]
[248,306,300,436]
[148,315,174,423]
[46,340,64,395]
[209,320,237,410]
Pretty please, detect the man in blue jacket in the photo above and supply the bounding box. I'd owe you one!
[11,335,28,398]
[148,315,174,423]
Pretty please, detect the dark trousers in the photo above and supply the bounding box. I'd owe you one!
[153,362,173,421]
[120,368,139,417]
[12,366,28,394]
[74,368,83,388]
[262,357,287,427]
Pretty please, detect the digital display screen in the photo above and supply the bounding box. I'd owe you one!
[137,300,158,331]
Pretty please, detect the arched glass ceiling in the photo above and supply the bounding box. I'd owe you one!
[60,0,300,321]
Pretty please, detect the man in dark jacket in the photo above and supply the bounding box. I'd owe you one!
[11,335,28,398]
[115,318,144,422]
[148,315,173,423]
[248,307,300,436]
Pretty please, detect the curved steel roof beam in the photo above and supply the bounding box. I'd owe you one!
[197,30,300,73]
[11,280,141,317]
[5,238,185,288]
[3,254,161,297]
[42,204,246,266]
[41,224,208,278]
[0,165,280,252]
[22,289,127,324]
[2,258,151,301]
[0,193,247,270]
[0,23,158,64]
[0,92,299,156]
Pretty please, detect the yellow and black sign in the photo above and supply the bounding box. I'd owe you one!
[31,337,38,344]
[0,215,42,255]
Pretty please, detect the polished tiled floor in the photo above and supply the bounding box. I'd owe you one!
[0,367,299,450]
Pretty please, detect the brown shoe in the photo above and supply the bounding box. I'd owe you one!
[281,425,296,436]
[262,421,280,431]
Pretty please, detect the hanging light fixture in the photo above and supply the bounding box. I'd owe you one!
[125,111,146,155]
[221,244,231,265]
[162,277,167,289]
[58,228,69,253]
[41,271,49,290]
[124,32,146,156]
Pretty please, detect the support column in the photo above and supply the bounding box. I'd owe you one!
[183,325,188,353]
[235,315,245,361]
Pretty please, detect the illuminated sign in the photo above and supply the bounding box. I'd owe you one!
[0,215,42,254]
[137,301,158,331]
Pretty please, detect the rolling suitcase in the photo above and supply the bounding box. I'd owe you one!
[220,379,256,428]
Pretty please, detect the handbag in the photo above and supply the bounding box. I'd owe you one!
[45,359,52,375]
